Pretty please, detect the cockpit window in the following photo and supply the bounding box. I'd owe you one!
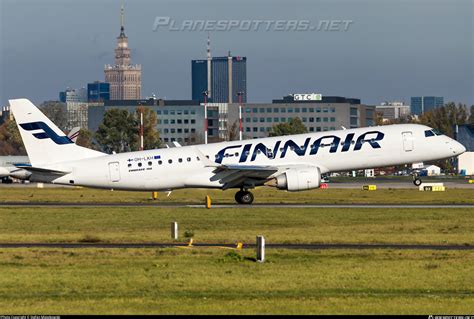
[425,129,443,137]
[424,130,435,137]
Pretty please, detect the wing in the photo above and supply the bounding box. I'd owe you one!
[192,147,279,189]
[210,164,279,189]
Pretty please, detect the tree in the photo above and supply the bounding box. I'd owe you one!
[75,128,94,149]
[95,107,161,154]
[39,101,68,131]
[469,105,474,125]
[227,120,239,141]
[418,102,468,138]
[268,117,308,137]
[136,106,161,150]
[95,108,137,153]
[0,118,26,155]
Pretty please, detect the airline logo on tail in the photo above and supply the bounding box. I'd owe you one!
[19,121,73,145]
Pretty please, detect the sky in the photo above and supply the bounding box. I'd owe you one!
[0,0,473,106]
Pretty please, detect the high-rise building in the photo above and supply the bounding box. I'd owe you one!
[192,39,246,103]
[104,5,141,100]
[59,88,87,103]
[87,81,110,102]
[410,96,444,115]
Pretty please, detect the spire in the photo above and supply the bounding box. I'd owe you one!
[119,4,126,37]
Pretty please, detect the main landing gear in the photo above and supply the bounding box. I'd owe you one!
[235,189,254,205]
[412,172,422,186]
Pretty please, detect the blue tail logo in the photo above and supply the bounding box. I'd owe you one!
[19,121,73,145]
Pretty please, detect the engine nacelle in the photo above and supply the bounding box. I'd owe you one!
[271,166,321,191]
[9,169,32,180]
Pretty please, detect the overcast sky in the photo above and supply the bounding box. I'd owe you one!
[1,0,473,106]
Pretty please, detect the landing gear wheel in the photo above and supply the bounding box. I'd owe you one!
[235,190,254,205]
[413,178,422,186]
[235,191,244,204]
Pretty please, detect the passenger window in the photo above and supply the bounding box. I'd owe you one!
[127,163,132,168]
[187,157,191,162]
[158,160,162,165]
[138,163,142,167]
[178,158,183,163]
[168,159,172,164]
[197,157,200,161]
[148,161,152,166]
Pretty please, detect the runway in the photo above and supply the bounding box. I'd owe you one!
[0,202,473,208]
[0,242,472,250]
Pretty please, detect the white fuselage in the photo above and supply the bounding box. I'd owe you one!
[30,124,465,191]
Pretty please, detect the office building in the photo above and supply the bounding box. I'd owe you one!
[410,96,444,115]
[226,95,375,139]
[192,39,246,103]
[375,101,411,121]
[65,102,89,130]
[88,98,222,145]
[104,5,141,100]
[59,88,87,103]
[0,106,12,125]
[87,81,110,102]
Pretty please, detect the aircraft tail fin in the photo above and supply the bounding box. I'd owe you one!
[9,98,105,166]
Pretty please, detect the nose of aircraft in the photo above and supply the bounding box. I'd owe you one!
[450,140,466,156]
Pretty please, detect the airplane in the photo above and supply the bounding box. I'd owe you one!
[8,98,466,204]
[0,126,81,182]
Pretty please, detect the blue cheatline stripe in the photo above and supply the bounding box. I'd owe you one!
[154,155,161,159]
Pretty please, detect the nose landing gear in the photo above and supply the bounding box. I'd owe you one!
[235,189,254,205]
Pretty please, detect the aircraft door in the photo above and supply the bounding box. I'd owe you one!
[402,132,414,152]
[108,162,121,182]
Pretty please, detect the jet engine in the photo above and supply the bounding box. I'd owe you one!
[9,169,32,180]
[266,166,321,191]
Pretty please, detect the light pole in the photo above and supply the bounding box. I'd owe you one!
[237,91,244,141]
[137,102,144,151]
[203,90,209,144]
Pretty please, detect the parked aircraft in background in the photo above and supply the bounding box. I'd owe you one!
[0,126,80,183]
[8,99,466,203]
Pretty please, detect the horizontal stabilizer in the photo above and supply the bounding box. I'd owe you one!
[14,165,70,175]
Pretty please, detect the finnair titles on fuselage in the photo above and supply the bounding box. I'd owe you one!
[8,99,466,204]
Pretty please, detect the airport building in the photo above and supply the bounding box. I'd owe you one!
[191,39,247,104]
[455,124,474,175]
[375,101,410,121]
[410,96,444,115]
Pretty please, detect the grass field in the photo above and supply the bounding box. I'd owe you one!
[1,206,474,245]
[0,186,473,204]
[0,248,472,314]
[1,187,473,314]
